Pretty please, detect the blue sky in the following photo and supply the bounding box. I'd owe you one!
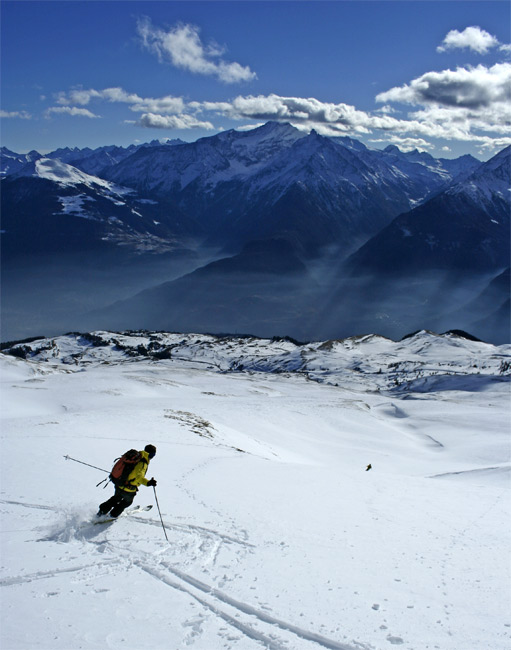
[1,1,510,159]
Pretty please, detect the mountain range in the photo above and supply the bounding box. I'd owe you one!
[1,122,509,343]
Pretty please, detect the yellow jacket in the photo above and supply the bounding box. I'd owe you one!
[121,450,151,493]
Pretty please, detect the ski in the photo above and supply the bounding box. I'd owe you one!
[93,504,153,525]
[129,504,153,513]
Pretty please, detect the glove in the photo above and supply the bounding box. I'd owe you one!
[147,478,157,487]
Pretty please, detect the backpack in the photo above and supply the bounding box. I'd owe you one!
[109,449,144,487]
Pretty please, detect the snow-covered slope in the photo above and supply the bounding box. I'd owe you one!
[103,122,306,194]
[333,141,479,205]
[4,328,510,392]
[31,157,129,192]
[1,330,509,650]
[2,158,195,258]
[447,144,511,205]
[379,145,480,190]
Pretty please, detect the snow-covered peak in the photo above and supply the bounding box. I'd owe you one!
[221,121,306,159]
[245,128,380,198]
[241,120,302,139]
[104,121,308,193]
[447,145,510,203]
[34,158,116,189]
[21,158,135,200]
[0,147,42,176]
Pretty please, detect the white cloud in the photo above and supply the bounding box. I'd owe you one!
[98,88,145,104]
[372,62,511,150]
[408,103,511,136]
[200,94,383,134]
[45,106,100,118]
[196,90,511,150]
[0,110,31,119]
[51,76,511,150]
[137,18,256,84]
[134,113,215,130]
[375,105,397,115]
[128,96,185,114]
[54,85,212,131]
[376,63,511,109]
[56,86,185,114]
[56,89,102,105]
[57,87,140,107]
[437,26,499,54]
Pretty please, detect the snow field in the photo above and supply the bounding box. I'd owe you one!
[0,335,510,650]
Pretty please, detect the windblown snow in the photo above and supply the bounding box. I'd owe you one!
[1,330,510,650]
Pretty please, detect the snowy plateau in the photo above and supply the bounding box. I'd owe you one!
[1,329,510,650]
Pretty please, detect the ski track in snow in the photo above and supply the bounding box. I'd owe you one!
[2,497,365,650]
[0,561,123,587]
[136,560,370,650]
[0,498,253,552]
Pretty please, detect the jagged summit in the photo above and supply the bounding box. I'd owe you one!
[383,144,401,155]
[0,147,42,176]
[247,120,299,134]
[447,144,510,201]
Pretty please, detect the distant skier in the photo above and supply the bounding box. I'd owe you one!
[366,463,372,471]
[97,444,157,518]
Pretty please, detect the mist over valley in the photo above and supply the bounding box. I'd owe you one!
[1,122,509,344]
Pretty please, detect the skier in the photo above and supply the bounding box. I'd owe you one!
[97,444,157,518]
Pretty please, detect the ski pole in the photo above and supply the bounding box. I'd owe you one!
[153,485,169,543]
[63,455,109,474]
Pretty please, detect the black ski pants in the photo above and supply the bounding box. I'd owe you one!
[98,487,136,517]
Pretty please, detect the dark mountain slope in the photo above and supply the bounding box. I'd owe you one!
[347,146,510,274]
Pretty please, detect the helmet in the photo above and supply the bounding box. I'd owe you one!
[145,444,156,459]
